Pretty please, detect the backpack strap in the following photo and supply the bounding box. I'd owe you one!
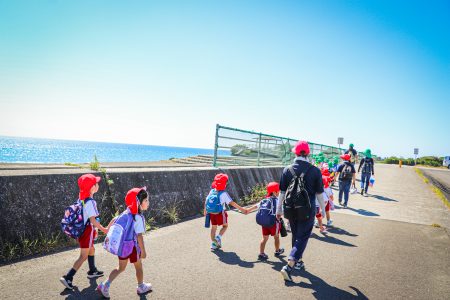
[288,164,313,179]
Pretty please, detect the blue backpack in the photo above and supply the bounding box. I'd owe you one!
[256,197,277,227]
[103,210,137,257]
[206,189,224,213]
[61,198,91,239]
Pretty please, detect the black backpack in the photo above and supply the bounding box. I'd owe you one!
[339,163,353,181]
[283,165,313,221]
[362,158,372,173]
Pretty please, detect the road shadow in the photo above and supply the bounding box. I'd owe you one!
[212,250,254,268]
[326,227,358,237]
[310,233,357,247]
[61,278,99,299]
[334,206,380,217]
[369,194,398,202]
[287,270,369,299]
[258,255,288,272]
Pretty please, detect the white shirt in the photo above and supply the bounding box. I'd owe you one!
[325,187,333,197]
[133,213,146,235]
[82,199,99,225]
[219,191,233,205]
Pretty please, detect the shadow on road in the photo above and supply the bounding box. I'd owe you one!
[334,206,380,217]
[326,227,358,237]
[61,278,99,299]
[287,270,369,299]
[310,233,357,247]
[369,194,398,202]
[212,250,254,268]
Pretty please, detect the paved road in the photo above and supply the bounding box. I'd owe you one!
[0,164,449,299]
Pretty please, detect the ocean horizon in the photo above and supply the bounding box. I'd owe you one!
[0,136,230,164]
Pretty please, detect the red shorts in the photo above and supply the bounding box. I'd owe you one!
[78,224,97,249]
[119,246,140,263]
[316,202,330,218]
[209,211,228,226]
[262,221,280,236]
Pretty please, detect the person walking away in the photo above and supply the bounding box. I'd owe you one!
[335,154,356,208]
[358,149,375,196]
[345,143,358,164]
[276,140,326,282]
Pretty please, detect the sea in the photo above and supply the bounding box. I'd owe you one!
[0,136,229,164]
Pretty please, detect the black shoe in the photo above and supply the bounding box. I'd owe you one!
[281,265,293,282]
[339,201,343,205]
[274,248,285,257]
[60,276,74,290]
[87,269,104,279]
[360,189,364,195]
[258,253,269,260]
[294,260,305,270]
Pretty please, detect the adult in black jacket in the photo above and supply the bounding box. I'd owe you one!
[277,140,326,282]
[358,149,375,195]
[335,154,356,208]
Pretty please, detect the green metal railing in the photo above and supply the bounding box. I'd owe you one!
[213,124,366,167]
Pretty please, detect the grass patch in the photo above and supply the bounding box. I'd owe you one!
[1,233,77,263]
[431,223,442,228]
[241,183,267,206]
[64,162,83,168]
[163,205,180,224]
[415,168,450,209]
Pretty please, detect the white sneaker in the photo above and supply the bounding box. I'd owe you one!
[215,235,222,248]
[137,282,152,295]
[326,219,333,226]
[96,282,110,299]
[314,220,319,228]
[211,242,218,250]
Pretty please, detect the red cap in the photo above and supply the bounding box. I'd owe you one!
[212,173,229,191]
[266,182,280,197]
[322,175,330,188]
[125,187,146,215]
[321,168,330,177]
[340,154,351,161]
[292,140,310,156]
[78,174,101,200]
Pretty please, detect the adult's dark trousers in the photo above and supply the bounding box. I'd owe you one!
[360,172,371,193]
[339,180,352,205]
[288,216,314,262]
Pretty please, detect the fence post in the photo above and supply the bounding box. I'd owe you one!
[257,133,262,166]
[213,124,219,167]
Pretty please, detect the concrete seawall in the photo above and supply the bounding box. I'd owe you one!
[0,166,283,245]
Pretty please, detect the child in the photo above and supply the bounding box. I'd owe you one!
[246,182,285,260]
[321,168,334,226]
[97,187,152,298]
[60,174,109,290]
[204,173,247,250]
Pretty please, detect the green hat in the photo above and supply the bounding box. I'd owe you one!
[349,143,354,148]
[364,149,372,158]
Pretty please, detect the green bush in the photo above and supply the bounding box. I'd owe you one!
[382,156,443,167]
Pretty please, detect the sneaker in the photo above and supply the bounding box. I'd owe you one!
[274,248,285,257]
[320,227,328,234]
[258,253,269,260]
[326,219,333,226]
[211,242,219,250]
[339,200,343,205]
[294,260,305,270]
[314,220,319,228]
[215,235,222,248]
[360,189,364,195]
[87,269,104,279]
[343,204,348,209]
[364,192,369,196]
[96,282,110,299]
[59,276,74,290]
[137,282,152,295]
[280,265,293,282]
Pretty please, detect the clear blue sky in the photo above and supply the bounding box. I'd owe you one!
[0,0,449,158]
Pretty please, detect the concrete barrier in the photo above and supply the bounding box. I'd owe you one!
[0,166,283,246]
